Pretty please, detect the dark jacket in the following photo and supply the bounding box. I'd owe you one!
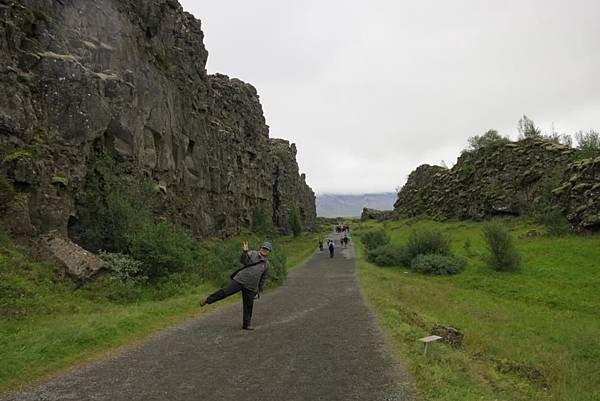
[232,250,270,292]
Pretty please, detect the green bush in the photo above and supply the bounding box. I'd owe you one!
[482,223,521,271]
[99,252,147,285]
[72,152,156,253]
[410,254,466,275]
[405,228,451,263]
[129,222,198,279]
[266,246,287,287]
[367,244,408,266]
[536,209,571,236]
[361,229,391,250]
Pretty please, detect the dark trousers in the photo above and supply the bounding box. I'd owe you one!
[206,280,256,327]
[329,247,334,258]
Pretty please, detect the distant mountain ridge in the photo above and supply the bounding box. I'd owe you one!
[316,193,396,218]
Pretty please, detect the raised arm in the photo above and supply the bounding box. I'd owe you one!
[240,240,252,265]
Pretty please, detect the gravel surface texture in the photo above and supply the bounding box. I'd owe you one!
[3,240,414,401]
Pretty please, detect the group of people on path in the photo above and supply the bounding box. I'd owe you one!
[335,223,350,234]
[318,225,352,259]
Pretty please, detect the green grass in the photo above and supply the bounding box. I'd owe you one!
[355,218,600,401]
[0,229,321,394]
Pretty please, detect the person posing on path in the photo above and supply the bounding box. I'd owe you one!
[328,240,335,258]
[200,241,271,330]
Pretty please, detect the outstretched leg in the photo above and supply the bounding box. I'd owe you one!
[201,280,242,306]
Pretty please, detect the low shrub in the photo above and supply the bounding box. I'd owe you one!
[367,244,408,267]
[482,223,521,271]
[266,247,287,287]
[99,252,147,285]
[536,209,571,236]
[129,222,199,279]
[405,228,451,262]
[410,254,466,275]
[361,229,390,250]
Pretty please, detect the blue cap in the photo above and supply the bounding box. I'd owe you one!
[260,242,273,251]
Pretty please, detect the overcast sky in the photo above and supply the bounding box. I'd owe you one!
[179,0,600,194]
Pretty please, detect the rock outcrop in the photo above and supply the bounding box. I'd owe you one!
[0,0,316,250]
[360,208,397,221]
[553,156,600,230]
[394,139,600,231]
[270,139,316,233]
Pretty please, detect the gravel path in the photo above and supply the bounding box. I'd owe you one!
[3,240,414,401]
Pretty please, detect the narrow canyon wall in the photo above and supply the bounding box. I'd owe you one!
[0,0,315,246]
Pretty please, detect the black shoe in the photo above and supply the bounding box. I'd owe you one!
[242,325,255,331]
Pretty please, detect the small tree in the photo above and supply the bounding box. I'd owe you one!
[467,129,510,151]
[517,115,542,139]
[290,209,302,237]
[574,130,600,158]
[482,223,521,271]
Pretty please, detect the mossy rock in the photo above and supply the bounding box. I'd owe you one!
[6,150,31,164]
[0,175,15,207]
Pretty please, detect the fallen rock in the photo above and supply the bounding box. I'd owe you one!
[42,233,108,280]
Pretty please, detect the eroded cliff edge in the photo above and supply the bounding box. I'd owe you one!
[0,0,316,246]
[393,139,600,231]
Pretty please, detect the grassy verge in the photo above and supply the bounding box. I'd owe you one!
[0,230,320,394]
[354,218,600,401]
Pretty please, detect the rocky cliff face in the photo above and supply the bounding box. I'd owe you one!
[0,0,315,245]
[394,139,599,231]
[553,156,600,230]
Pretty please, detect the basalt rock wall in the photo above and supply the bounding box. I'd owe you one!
[0,0,316,246]
[394,139,600,231]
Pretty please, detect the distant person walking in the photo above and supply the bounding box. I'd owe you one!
[318,240,324,251]
[200,241,271,330]
[328,240,335,258]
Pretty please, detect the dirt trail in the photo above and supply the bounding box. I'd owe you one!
[3,239,413,401]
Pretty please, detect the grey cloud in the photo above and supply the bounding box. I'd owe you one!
[181,0,600,193]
